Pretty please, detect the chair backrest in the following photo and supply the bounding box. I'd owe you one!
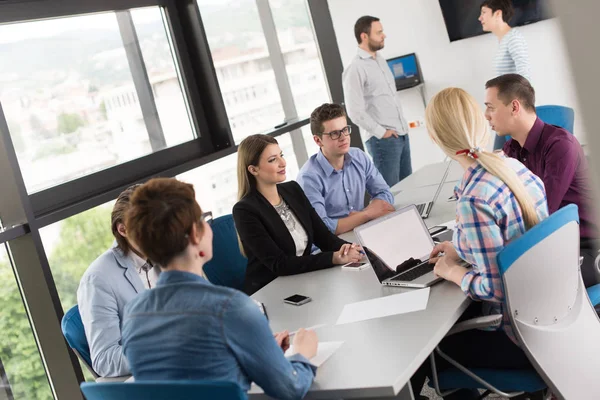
[203,214,247,290]
[498,204,600,399]
[80,380,246,400]
[536,105,575,134]
[61,305,98,378]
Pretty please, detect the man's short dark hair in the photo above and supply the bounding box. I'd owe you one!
[310,103,347,136]
[354,16,380,44]
[481,0,514,23]
[485,74,536,113]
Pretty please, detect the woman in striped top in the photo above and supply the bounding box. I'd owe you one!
[479,0,531,150]
[410,88,549,399]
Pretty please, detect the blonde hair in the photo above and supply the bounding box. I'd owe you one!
[236,134,279,256]
[425,88,539,228]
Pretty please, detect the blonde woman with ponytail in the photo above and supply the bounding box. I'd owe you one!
[411,88,549,400]
[233,134,362,295]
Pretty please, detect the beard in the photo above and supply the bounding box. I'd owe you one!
[367,38,384,52]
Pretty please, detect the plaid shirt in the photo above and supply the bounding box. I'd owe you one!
[453,156,548,343]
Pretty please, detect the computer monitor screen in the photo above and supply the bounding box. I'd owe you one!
[386,53,422,91]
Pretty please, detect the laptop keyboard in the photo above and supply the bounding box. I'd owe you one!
[390,262,435,282]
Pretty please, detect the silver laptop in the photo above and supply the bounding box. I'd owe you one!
[354,205,442,288]
[414,161,453,219]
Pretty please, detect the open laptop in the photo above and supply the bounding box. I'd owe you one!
[414,161,453,219]
[354,205,443,288]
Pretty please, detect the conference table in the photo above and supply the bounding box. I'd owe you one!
[249,161,472,399]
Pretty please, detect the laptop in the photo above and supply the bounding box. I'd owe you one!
[354,205,443,288]
[414,161,453,219]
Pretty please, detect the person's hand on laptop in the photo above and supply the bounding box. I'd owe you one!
[364,199,395,220]
[333,243,362,265]
[430,241,468,286]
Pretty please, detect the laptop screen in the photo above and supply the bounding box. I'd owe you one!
[356,206,434,272]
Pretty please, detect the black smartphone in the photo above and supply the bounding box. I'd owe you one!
[428,225,447,236]
[283,294,312,306]
[432,229,454,243]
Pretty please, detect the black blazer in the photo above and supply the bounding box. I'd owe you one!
[233,181,347,295]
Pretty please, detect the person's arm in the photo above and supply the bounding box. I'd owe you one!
[222,293,316,400]
[295,181,348,251]
[77,274,130,377]
[454,196,505,303]
[298,171,371,235]
[542,137,580,213]
[508,33,531,80]
[343,64,387,139]
[362,151,394,205]
[233,201,338,276]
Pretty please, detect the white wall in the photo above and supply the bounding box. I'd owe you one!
[329,0,584,171]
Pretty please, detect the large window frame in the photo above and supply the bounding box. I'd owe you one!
[0,0,346,398]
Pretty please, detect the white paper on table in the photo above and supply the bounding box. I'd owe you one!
[336,288,430,325]
[285,341,344,367]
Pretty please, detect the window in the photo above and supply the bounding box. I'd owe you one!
[39,203,114,313]
[197,0,285,144]
[0,245,53,400]
[0,7,195,193]
[178,132,300,218]
[270,0,330,117]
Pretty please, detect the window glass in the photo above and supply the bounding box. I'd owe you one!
[0,245,53,400]
[0,7,194,193]
[178,132,300,218]
[197,0,286,143]
[270,0,330,117]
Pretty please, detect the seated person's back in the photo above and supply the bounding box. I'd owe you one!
[298,103,394,235]
[122,177,318,400]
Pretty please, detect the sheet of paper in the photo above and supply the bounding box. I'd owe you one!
[336,288,430,325]
[285,341,344,367]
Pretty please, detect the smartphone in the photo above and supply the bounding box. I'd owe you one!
[428,225,447,236]
[341,261,369,271]
[283,294,312,306]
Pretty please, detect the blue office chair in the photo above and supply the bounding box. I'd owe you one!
[62,305,99,379]
[203,214,247,290]
[80,381,246,400]
[536,105,575,134]
[430,205,600,398]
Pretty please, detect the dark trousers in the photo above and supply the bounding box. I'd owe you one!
[411,303,533,399]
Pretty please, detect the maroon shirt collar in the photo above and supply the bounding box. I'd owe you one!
[509,117,545,154]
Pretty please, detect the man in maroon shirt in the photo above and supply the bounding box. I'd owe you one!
[485,73,599,287]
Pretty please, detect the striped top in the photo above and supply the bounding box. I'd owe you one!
[494,28,530,80]
[453,156,548,344]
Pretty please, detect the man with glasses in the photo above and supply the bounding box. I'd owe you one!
[297,103,394,235]
[343,15,411,186]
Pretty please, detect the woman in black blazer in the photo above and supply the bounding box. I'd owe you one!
[233,134,362,295]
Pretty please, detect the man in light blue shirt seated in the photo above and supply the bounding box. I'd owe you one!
[298,103,395,235]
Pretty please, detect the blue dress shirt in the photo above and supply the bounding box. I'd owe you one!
[122,270,316,400]
[297,147,394,232]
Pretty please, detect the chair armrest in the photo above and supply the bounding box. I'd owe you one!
[96,375,132,383]
[446,314,502,337]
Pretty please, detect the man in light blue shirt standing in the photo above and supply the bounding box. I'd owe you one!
[342,15,411,187]
[298,103,394,235]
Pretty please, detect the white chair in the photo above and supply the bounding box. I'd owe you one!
[497,204,600,399]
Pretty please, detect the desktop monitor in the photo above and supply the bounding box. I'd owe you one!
[386,53,423,91]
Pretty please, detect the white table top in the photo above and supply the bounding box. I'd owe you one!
[249,162,470,399]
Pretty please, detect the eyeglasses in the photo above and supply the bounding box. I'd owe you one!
[322,125,352,141]
[202,211,213,225]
